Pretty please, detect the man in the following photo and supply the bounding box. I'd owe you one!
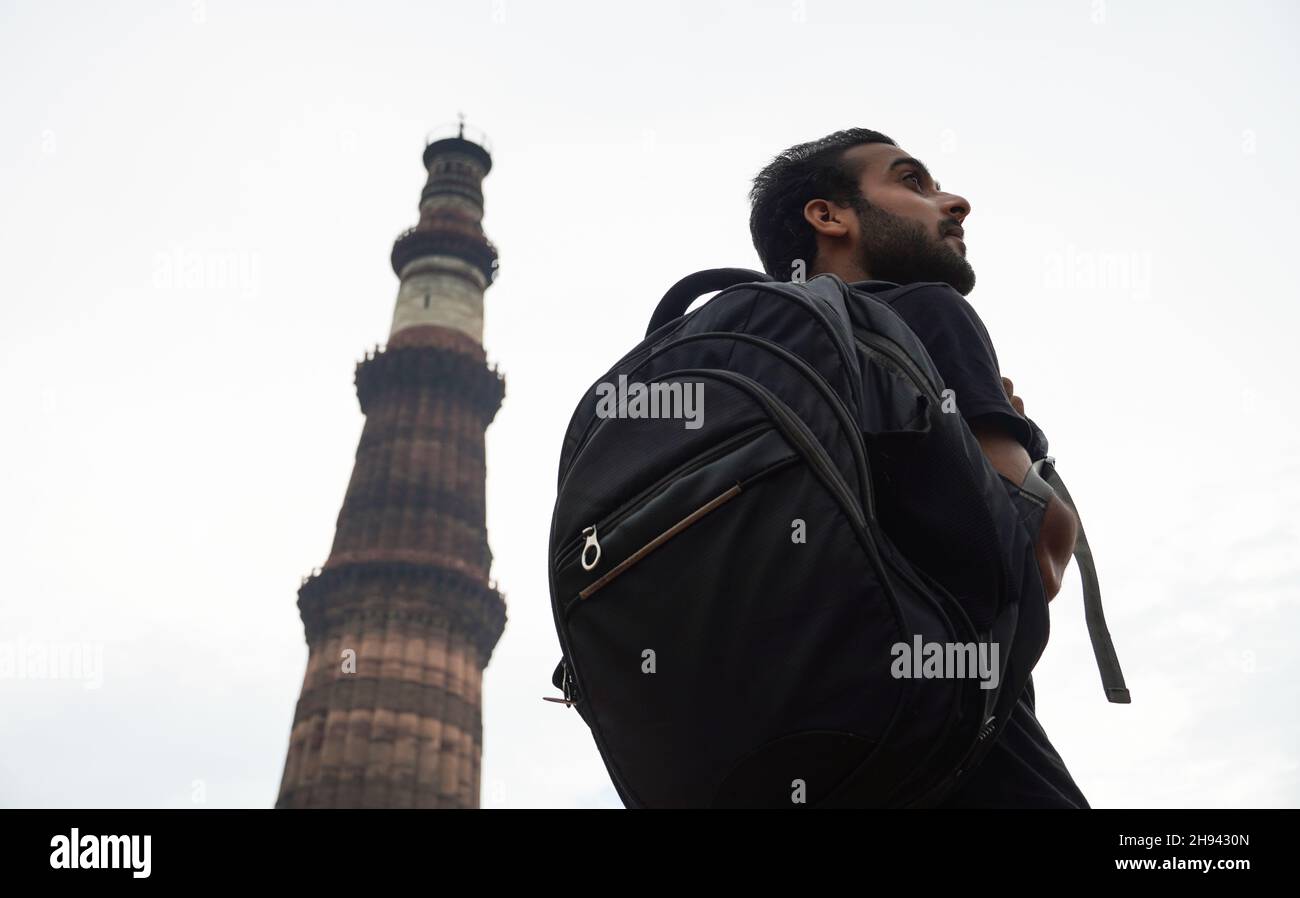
[748,128,1090,808]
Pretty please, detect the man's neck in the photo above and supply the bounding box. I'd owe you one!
[809,263,871,282]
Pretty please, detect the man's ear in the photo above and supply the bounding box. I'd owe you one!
[803,198,853,239]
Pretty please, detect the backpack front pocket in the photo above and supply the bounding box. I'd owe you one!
[555,424,797,616]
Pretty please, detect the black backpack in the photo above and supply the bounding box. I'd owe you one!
[545,268,1129,808]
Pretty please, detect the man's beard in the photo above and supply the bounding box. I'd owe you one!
[852,199,975,295]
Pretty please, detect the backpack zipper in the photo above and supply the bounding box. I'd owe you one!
[542,656,578,706]
[566,452,801,610]
[553,421,774,572]
[575,482,744,603]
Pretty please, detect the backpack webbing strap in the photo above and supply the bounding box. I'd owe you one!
[1023,458,1131,704]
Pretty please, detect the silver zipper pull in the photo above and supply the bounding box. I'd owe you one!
[580,525,601,571]
[542,660,576,707]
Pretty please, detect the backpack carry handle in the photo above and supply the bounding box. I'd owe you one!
[646,268,774,337]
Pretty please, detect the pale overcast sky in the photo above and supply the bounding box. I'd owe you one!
[1,0,1296,808]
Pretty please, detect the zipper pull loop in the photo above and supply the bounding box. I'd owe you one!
[580,525,601,571]
[542,659,576,707]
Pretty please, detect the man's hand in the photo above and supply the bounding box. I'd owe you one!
[1001,376,1024,415]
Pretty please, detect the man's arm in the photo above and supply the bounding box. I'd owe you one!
[880,285,1078,600]
[969,413,1079,602]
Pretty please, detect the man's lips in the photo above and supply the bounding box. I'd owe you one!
[944,234,965,253]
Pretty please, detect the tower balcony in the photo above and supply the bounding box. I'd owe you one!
[391,226,499,284]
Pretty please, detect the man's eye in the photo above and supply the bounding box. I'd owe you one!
[902,171,925,190]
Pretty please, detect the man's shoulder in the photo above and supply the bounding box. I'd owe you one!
[852,281,990,340]
[851,280,978,322]
[864,280,971,308]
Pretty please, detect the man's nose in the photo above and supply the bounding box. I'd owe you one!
[943,193,970,223]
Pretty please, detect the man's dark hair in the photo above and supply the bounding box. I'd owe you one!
[748,128,897,279]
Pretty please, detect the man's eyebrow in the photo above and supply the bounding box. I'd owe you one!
[887,155,940,191]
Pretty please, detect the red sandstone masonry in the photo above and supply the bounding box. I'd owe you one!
[276,132,504,810]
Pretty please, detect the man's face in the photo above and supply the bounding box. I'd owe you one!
[828,142,974,295]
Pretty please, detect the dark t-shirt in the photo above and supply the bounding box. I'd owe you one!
[850,279,1048,457]
[848,279,1089,809]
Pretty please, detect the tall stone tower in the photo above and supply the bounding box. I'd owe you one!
[276,124,506,809]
